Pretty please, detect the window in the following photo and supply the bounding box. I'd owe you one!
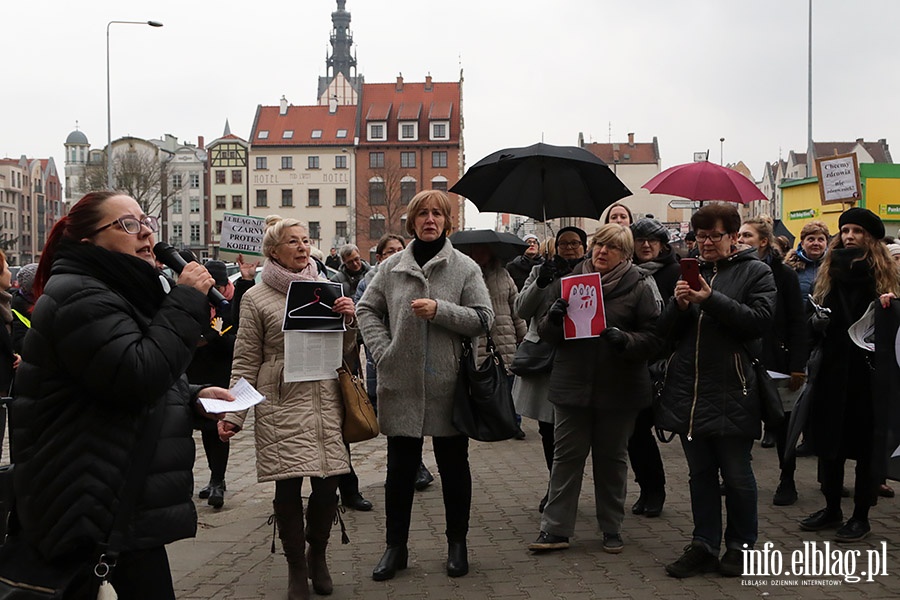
[335,188,347,206]
[336,129,348,138]
[172,174,183,188]
[172,199,182,214]
[190,198,200,213]
[190,174,200,188]
[171,224,182,244]
[335,155,347,169]
[258,130,269,139]
[370,215,385,239]
[308,156,320,169]
[216,220,222,234]
[432,151,448,168]
[400,152,416,168]
[281,156,293,170]
[256,189,268,207]
[400,122,417,140]
[308,189,320,207]
[401,179,417,204]
[215,195,226,209]
[309,221,320,240]
[232,195,243,210]
[369,179,385,205]
[431,176,449,193]
[430,121,449,140]
[281,189,293,207]
[231,170,242,184]
[335,221,348,240]
[311,130,322,139]
[369,152,384,168]
[190,223,200,243]
[282,130,294,139]
[368,122,386,141]
[215,170,225,184]
[256,157,267,170]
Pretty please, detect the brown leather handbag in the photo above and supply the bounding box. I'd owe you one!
[337,363,379,443]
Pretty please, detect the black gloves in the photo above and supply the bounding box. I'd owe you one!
[536,260,558,288]
[547,298,569,325]
[601,326,627,352]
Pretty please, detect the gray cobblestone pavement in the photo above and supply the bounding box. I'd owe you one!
[171,414,900,599]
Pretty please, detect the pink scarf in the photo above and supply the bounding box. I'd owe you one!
[260,258,321,294]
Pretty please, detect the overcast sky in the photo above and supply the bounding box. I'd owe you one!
[4,0,900,228]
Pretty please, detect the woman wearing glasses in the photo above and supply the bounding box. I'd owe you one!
[9,191,232,598]
[655,203,776,579]
[219,216,355,599]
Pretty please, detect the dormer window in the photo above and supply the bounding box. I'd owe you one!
[430,121,449,141]
[282,130,294,139]
[258,130,269,140]
[399,122,418,141]
[336,129,348,138]
[311,130,323,139]
[368,122,386,141]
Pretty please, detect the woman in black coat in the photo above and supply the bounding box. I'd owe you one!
[738,217,808,506]
[8,191,233,599]
[799,208,900,542]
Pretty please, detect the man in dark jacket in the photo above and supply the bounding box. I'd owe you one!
[325,247,341,270]
[506,234,543,291]
[330,244,372,299]
[655,204,776,579]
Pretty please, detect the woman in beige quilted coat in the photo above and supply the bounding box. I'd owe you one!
[220,216,356,600]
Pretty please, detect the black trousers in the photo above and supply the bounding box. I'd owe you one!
[197,418,229,482]
[774,410,796,478]
[275,475,341,503]
[338,442,361,499]
[820,455,878,514]
[385,435,470,546]
[626,406,666,492]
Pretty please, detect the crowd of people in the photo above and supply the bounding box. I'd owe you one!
[2,189,898,598]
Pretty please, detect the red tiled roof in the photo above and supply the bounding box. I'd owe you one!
[583,141,658,165]
[397,103,421,121]
[366,102,392,121]
[359,80,461,145]
[251,105,357,146]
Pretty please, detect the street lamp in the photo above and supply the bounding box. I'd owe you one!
[719,137,725,166]
[107,20,163,189]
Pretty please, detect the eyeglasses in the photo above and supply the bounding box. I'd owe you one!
[557,241,583,249]
[278,239,309,248]
[595,243,623,252]
[635,238,661,246]
[526,239,539,246]
[695,232,727,243]
[91,215,158,236]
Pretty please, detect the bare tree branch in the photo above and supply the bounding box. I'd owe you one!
[356,155,413,240]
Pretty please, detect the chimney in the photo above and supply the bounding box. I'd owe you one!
[856,137,864,145]
[280,95,288,116]
[627,132,635,147]
[197,136,204,150]
[425,74,433,91]
[329,95,338,114]
[396,73,404,91]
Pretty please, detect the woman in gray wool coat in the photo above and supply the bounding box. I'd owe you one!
[357,190,494,582]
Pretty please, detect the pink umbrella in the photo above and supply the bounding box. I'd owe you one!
[642,160,766,204]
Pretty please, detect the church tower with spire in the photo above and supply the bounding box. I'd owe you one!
[317,0,362,106]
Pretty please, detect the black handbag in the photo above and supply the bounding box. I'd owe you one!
[452,311,519,442]
[0,400,166,599]
[509,339,555,376]
[742,344,785,430]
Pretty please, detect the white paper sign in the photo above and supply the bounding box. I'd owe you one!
[220,213,265,256]
[284,331,342,382]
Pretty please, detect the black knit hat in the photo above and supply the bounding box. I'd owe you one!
[839,207,884,240]
[556,226,587,248]
[631,218,669,243]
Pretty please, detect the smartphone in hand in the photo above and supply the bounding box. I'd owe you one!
[680,258,702,291]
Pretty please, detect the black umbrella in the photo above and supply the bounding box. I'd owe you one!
[449,229,529,262]
[773,219,795,248]
[450,143,632,221]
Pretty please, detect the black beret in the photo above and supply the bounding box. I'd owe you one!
[839,207,884,240]
[556,226,587,248]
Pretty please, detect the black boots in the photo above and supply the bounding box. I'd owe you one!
[305,495,338,595]
[447,541,468,577]
[372,545,409,581]
[273,501,309,600]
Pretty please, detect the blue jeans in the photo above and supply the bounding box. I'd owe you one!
[680,435,757,554]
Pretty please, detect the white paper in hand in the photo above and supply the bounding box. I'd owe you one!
[199,377,266,413]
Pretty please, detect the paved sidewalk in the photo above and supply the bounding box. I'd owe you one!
[172,414,900,599]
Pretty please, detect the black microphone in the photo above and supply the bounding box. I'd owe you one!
[153,242,230,309]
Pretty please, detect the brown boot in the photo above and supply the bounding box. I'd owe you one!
[305,494,338,595]
[273,500,310,600]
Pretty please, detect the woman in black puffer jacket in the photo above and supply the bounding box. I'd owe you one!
[8,191,232,599]
[655,204,776,580]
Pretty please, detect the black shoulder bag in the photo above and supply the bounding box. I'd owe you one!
[742,343,785,430]
[0,400,167,599]
[452,310,519,442]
